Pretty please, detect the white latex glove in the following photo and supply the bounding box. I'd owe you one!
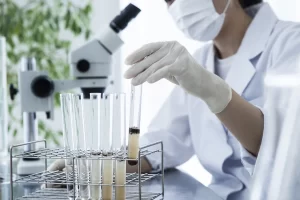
[47,159,65,172]
[124,41,232,113]
[42,159,66,188]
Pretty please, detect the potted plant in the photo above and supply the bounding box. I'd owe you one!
[0,0,92,145]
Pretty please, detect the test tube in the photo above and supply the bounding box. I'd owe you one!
[128,85,142,165]
[71,94,89,199]
[83,94,102,200]
[101,94,113,200]
[249,69,300,200]
[0,37,7,158]
[60,94,77,198]
[112,94,127,200]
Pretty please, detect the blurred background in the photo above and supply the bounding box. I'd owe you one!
[1,0,300,187]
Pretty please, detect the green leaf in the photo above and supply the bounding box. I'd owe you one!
[5,0,92,139]
[85,30,91,40]
[64,9,71,29]
[83,4,92,15]
[8,124,11,132]
[54,16,60,29]
[45,131,50,140]
[54,93,60,107]
[51,133,60,146]
[46,8,51,19]
[8,104,13,114]
[13,129,17,137]
[71,20,77,33]
[38,121,45,130]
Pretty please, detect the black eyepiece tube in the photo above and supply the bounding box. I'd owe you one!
[110,3,141,33]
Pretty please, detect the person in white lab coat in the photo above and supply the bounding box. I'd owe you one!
[123,0,300,199]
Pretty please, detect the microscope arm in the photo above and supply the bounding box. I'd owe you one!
[53,79,108,93]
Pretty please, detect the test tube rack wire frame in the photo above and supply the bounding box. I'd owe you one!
[9,140,164,200]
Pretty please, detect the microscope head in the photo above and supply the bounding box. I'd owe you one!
[14,4,141,118]
[70,4,141,97]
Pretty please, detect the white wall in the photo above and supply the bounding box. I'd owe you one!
[267,0,300,21]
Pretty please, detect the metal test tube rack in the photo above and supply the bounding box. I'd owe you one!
[10,140,164,200]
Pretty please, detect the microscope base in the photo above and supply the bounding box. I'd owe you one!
[17,159,45,175]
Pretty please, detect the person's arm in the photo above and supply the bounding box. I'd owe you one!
[123,41,262,159]
[216,90,264,156]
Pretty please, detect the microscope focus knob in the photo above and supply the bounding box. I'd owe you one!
[9,84,19,100]
[31,75,54,98]
[77,59,90,73]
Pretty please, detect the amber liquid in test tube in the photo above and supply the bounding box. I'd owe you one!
[112,94,127,200]
[128,85,142,166]
[101,94,113,200]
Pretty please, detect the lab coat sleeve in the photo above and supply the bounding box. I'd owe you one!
[139,87,194,172]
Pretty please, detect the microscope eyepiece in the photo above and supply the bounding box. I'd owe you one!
[31,75,54,98]
[110,3,141,33]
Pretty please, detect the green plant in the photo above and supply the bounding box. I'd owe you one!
[0,0,92,145]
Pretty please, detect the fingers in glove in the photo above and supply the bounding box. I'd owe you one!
[166,76,179,85]
[147,65,172,84]
[147,63,185,84]
[124,47,167,79]
[125,42,164,65]
[131,55,173,85]
[47,159,65,172]
[42,182,66,189]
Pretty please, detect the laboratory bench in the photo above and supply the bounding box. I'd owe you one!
[0,167,222,200]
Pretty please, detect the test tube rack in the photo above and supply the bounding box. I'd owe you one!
[9,140,164,200]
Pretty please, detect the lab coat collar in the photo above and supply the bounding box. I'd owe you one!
[206,3,278,95]
[237,3,278,59]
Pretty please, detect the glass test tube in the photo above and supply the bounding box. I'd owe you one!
[60,94,77,198]
[0,37,7,158]
[264,73,300,200]
[112,94,127,200]
[128,85,142,165]
[88,94,102,200]
[249,70,300,200]
[101,94,113,200]
[72,94,89,199]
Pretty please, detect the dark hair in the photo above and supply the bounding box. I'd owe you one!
[239,0,262,8]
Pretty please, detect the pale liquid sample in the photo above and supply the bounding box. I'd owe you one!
[78,159,89,199]
[115,160,126,200]
[65,159,77,199]
[102,159,113,200]
[90,159,101,200]
[128,127,140,165]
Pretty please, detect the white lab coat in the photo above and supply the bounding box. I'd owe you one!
[140,3,300,200]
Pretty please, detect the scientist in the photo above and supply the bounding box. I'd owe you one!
[123,0,300,199]
[49,0,300,199]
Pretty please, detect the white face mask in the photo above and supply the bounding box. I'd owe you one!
[168,0,230,42]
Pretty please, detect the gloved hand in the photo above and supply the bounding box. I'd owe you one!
[42,159,66,188]
[124,41,232,113]
[47,159,65,172]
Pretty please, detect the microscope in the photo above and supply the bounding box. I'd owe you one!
[9,4,141,175]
